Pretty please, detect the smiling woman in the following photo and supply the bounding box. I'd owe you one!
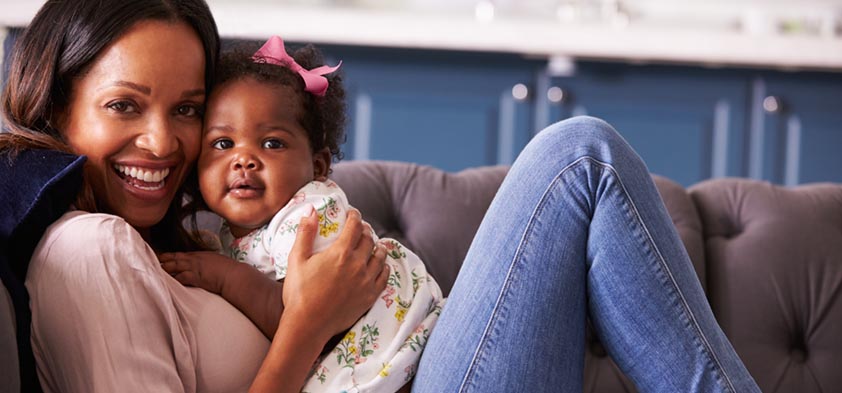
[0,2,221,390]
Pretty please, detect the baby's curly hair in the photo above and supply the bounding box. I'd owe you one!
[213,42,346,162]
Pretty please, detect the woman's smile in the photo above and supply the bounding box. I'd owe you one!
[113,164,172,190]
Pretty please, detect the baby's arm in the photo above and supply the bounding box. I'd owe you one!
[159,252,283,339]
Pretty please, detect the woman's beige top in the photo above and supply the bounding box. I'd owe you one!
[25,211,270,393]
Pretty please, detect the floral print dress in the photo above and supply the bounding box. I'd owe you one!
[220,180,445,393]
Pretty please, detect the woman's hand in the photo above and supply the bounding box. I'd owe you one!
[283,207,389,341]
[250,207,389,393]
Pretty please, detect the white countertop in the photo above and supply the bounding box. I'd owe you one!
[3,1,842,72]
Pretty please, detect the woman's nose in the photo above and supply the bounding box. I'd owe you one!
[135,117,178,158]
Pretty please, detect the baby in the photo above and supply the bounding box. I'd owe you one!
[160,36,444,392]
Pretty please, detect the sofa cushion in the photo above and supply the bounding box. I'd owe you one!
[690,178,842,392]
[332,160,508,296]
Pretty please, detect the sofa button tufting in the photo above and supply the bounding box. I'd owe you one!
[722,226,743,239]
[790,347,807,363]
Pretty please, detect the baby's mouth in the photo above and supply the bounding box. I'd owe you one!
[113,164,171,191]
[228,177,265,198]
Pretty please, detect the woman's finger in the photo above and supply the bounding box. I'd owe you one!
[335,209,364,251]
[366,245,387,280]
[377,263,389,289]
[351,223,376,265]
[289,205,318,266]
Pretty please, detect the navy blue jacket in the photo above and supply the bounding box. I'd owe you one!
[1,149,86,393]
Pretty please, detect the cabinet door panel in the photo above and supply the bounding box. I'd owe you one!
[759,74,842,185]
[364,92,499,171]
[545,63,748,187]
[799,114,842,184]
[328,46,539,172]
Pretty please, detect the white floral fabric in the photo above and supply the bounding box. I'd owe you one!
[220,180,445,393]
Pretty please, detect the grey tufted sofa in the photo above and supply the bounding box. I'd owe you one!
[329,160,842,393]
[1,160,840,392]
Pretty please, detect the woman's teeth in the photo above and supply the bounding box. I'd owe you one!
[113,165,171,190]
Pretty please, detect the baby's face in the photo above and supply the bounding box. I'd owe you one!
[198,77,329,237]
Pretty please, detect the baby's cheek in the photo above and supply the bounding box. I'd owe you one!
[198,161,226,196]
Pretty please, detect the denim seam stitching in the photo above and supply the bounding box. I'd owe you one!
[457,156,590,392]
[587,157,738,393]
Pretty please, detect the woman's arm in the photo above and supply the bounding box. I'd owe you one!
[250,208,389,392]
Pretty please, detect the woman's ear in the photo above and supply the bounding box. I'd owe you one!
[312,148,331,181]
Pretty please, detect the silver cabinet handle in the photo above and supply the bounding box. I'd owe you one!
[547,86,565,103]
[512,83,529,101]
[763,95,781,113]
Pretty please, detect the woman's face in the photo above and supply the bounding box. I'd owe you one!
[60,20,206,230]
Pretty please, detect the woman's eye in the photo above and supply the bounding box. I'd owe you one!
[211,139,234,150]
[176,104,202,117]
[106,100,137,113]
[262,139,285,149]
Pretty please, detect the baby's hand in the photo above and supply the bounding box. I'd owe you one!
[159,251,237,294]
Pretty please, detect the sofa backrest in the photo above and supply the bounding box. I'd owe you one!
[332,160,510,294]
[331,161,706,298]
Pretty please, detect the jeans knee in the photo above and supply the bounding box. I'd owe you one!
[523,116,631,166]
[535,116,622,149]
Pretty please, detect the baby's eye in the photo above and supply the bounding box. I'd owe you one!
[211,138,234,150]
[262,139,285,149]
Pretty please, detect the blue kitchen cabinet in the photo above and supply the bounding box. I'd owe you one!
[317,46,542,172]
[747,72,842,185]
[538,62,751,187]
[286,44,842,185]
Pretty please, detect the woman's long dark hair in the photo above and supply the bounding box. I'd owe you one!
[0,0,220,251]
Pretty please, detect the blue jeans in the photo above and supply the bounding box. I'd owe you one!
[413,117,760,392]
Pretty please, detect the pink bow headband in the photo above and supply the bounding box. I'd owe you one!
[252,36,341,97]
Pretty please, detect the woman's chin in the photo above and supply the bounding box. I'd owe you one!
[121,208,170,231]
[102,165,183,229]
